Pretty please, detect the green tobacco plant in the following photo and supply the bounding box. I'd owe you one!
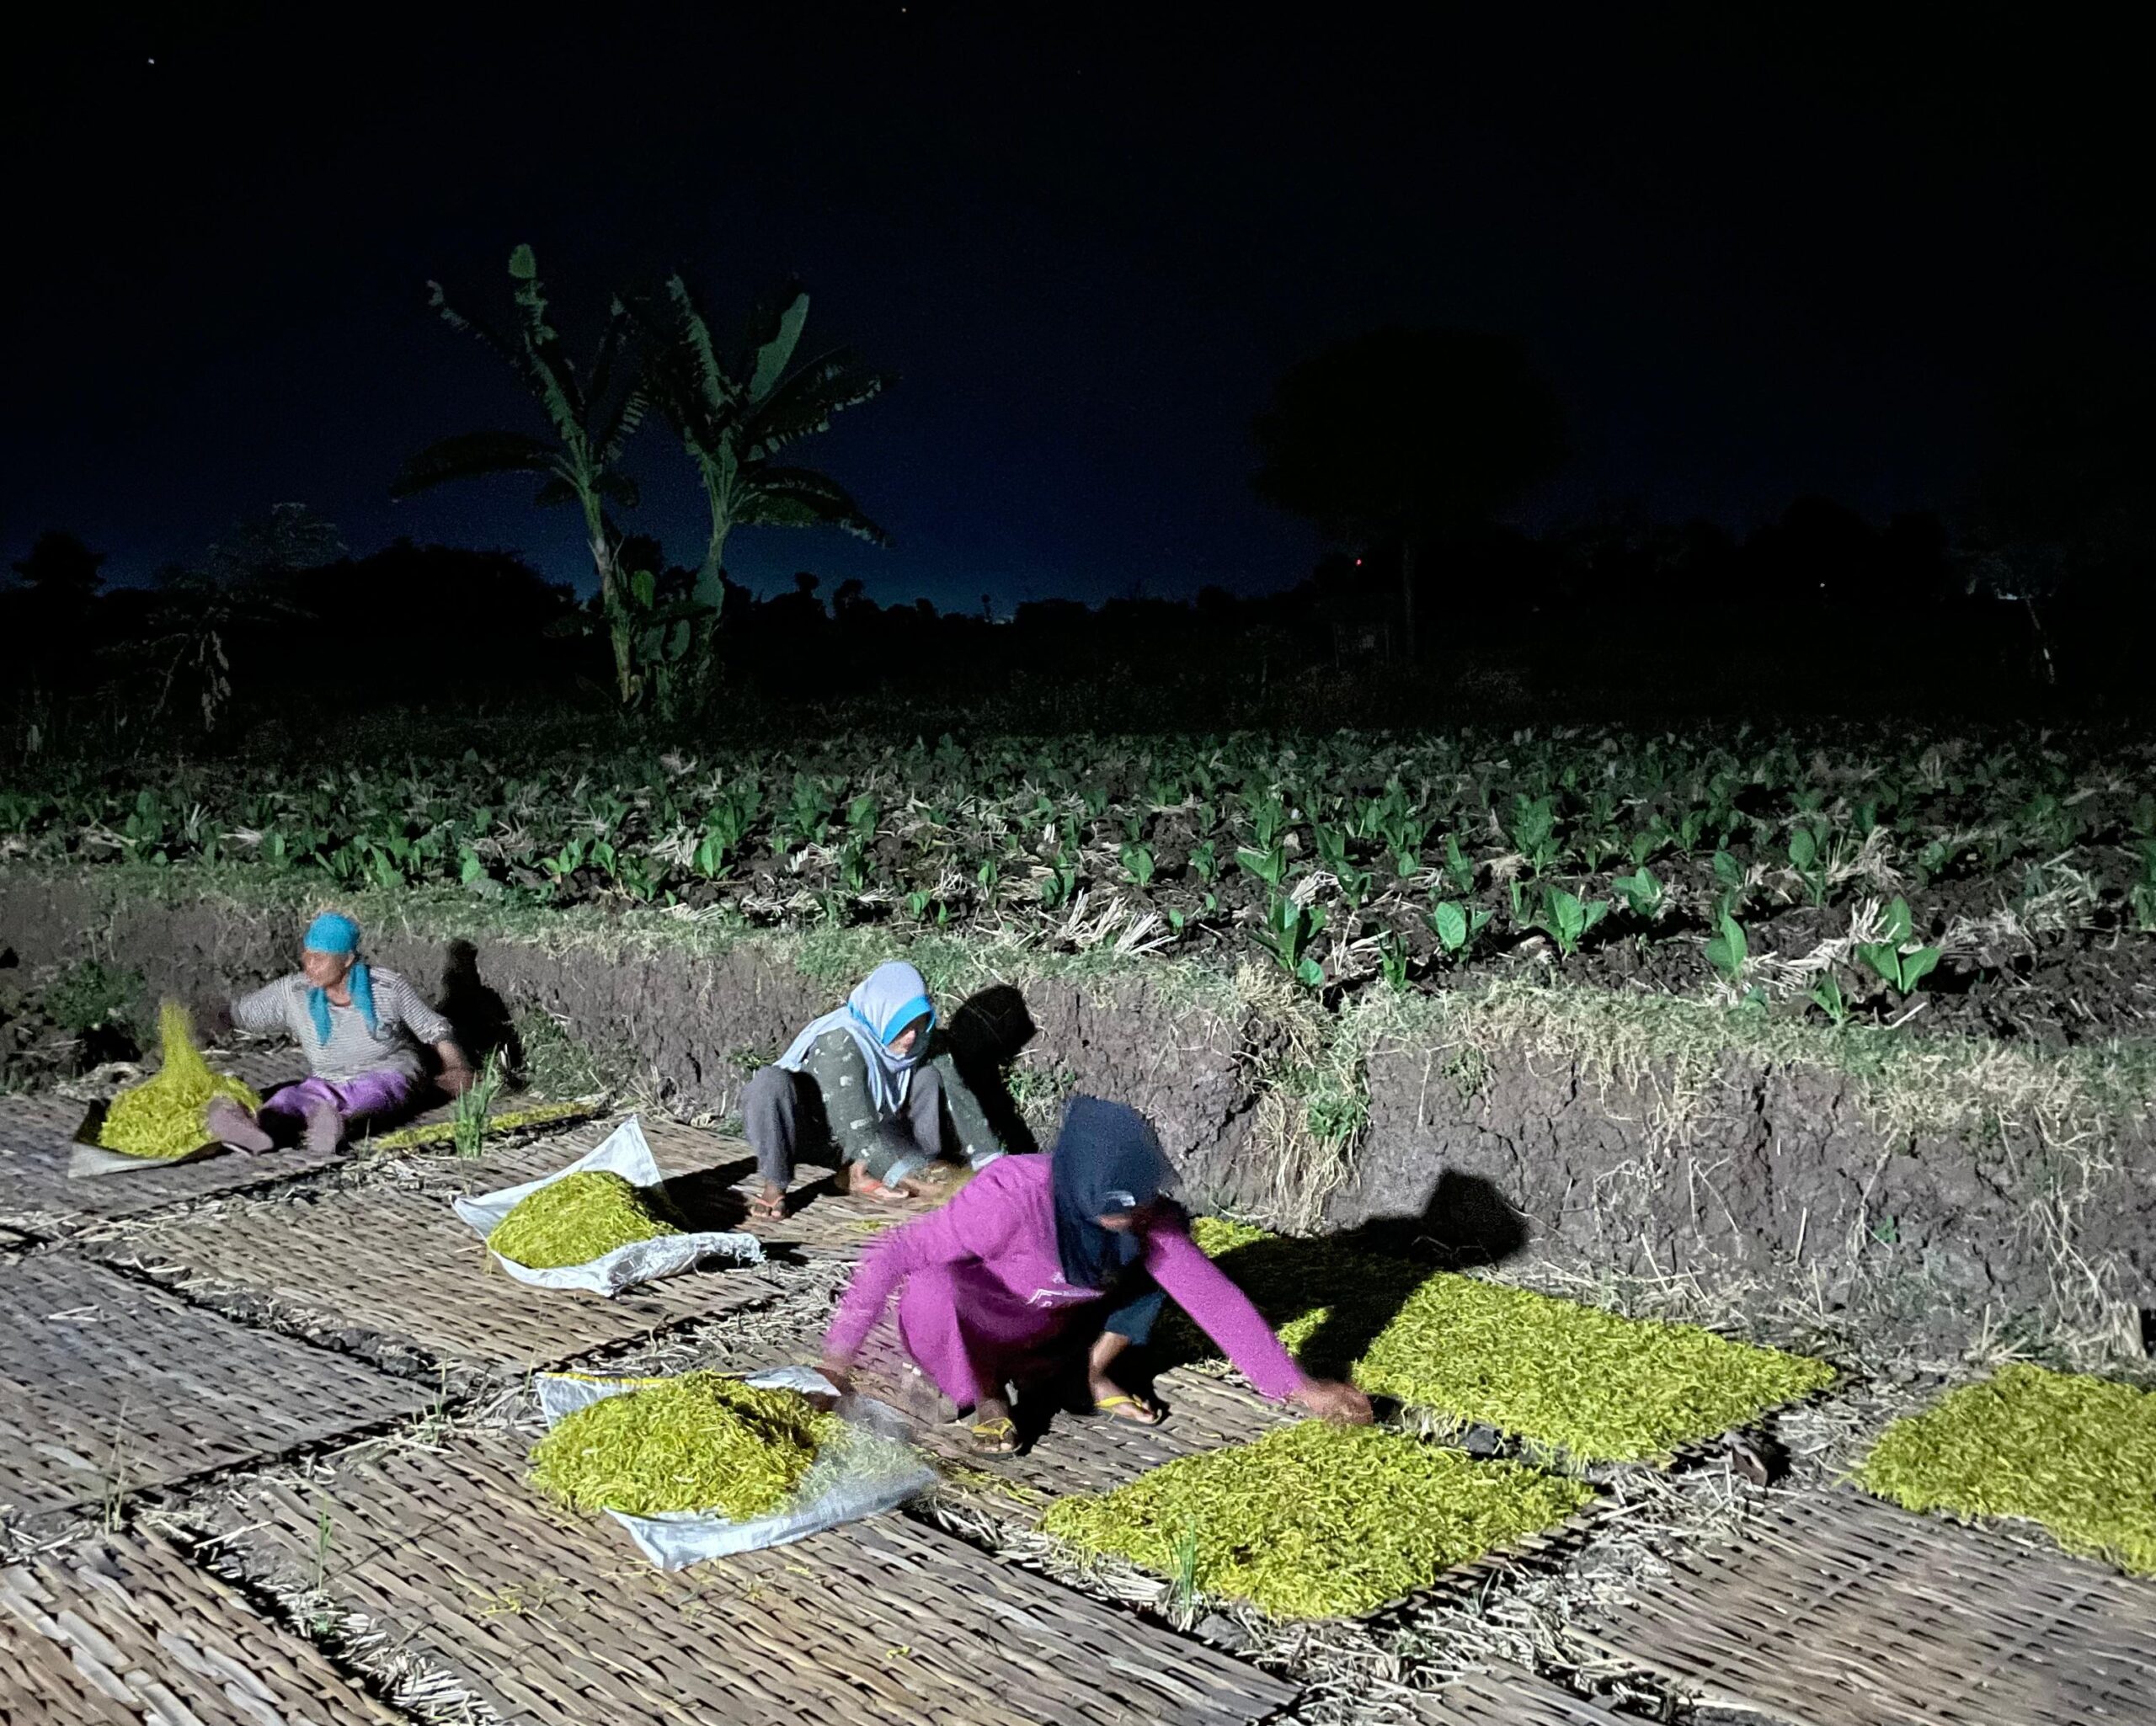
[1377,930,1411,991]
[1119,842,1156,889]
[1235,840,1288,888]
[1610,866,1662,920]
[1704,909,1748,985]
[1809,974,1849,1025]
[1508,794,1560,873]
[1787,823,1829,906]
[1857,898,1941,996]
[1441,833,1476,894]
[2130,842,2156,933]
[1187,839,1219,882]
[1428,898,1491,958]
[1255,894,1326,988]
[1531,887,1608,957]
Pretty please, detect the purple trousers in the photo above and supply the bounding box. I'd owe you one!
[259,1069,418,1146]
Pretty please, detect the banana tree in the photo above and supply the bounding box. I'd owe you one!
[630,273,891,620]
[392,245,648,702]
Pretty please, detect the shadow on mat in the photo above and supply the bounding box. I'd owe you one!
[656,1158,757,1230]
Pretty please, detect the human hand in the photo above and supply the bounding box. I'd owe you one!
[1294,1377,1373,1425]
[440,1062,475,1097]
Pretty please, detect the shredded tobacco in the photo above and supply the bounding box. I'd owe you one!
[1184,1217,1833,1462]
[529,1372,844,1519]
[487,1169,682,1269]
[1043,1420,1592,1617]
[1860,1362,2156,1574]
[99,999,261,1159]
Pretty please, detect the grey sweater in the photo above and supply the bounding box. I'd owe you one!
[232,968,453,1080]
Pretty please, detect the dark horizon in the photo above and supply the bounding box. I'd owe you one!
[7,5,2149,610]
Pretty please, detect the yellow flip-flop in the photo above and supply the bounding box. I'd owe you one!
[969,1415,1019,1454]
[1095,1393,1165,1427]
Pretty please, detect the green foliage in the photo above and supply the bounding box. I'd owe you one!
[1857,898,1942,995]
[1235,840,1288,887]
[1809,972,1849,1025]
[1705,909,1748,985]
[1255,894,1326,988]
[43,959,140,1036]
[1118,841,1155,889]
[452,1050,508,1159]
[1428,898,1490,959]
[529,1373,841,1520]
[1860,1364,2156,1574]
[486,1170,680,1269]
[1610,866,1662,920]
[1531,886,1609,957]
[1041,1421,1592,1618]
[2129,841,2156,933]
[1787,823,1829,906]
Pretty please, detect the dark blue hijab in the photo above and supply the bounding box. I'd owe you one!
[1051,1095,1177,1289]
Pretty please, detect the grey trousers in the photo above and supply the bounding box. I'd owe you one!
[743,1062,947,1187]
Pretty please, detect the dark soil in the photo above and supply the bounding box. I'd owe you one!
[0,947,142,1090]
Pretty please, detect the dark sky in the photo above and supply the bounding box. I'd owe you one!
[6,5,2148,609]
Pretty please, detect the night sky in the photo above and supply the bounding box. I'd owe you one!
[7,6,2146,610]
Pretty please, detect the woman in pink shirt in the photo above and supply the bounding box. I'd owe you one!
[819,1095,1370,1452]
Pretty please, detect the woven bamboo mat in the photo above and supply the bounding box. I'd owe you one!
[1578,1485,2156,1724]
[0,1093,339,1236]
[846,1311,1299,1505]
[0,1254,429,1517]
[1403,1665,1638,1723]
[113,1156,794,1377]
[204,1431,1300,1726]
[0,1529,398,1725]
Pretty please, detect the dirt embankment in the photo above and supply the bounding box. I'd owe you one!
[3,871,2145,1358]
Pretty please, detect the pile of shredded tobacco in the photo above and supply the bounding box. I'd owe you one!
[487,1169,682,1268]
[99,1000,261,1159]
[530,1372,845,1520]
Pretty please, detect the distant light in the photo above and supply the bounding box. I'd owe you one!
[147,56,156,64]
[1353,557,1362,566]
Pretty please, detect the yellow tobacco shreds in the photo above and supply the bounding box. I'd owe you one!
[1185,1217,1833,1462]
[529,1372,843,1519]
[1043,1420,1592,1618]
[1860,1363,2156,1574]
[98,1000,260,1159]
[486,1170,681,1269]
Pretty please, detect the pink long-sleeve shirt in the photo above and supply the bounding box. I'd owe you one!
[824,1153,1305,1402]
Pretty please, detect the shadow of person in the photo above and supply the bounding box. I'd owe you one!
[436,939,522,1079]
[1145,1172,1534,1385]
[942,983,1040,1155]
[657,1158,759,1231]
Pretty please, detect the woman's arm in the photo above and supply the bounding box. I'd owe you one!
[802,1030,888,1169]
[1143,1226,1306,1402]
[819,1169,1018,1370]
[231,978,291,1036]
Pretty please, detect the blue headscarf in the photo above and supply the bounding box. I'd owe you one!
[776,960,936,1116]
[1051,1096,1177,1289]
[302,913,377,1046]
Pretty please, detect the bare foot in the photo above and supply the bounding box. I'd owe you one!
[301,1100,344,1157]
[750,1180,787,1222]
[205,1097,272,1153]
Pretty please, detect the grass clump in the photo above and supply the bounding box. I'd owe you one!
[98,1000,259,1159]
[1859,1363,2156,1574]
[1041,1420,1592,1618]
[486,1169,680,1269]
[530,1372,843,1520]
[1181,1217,1832,1462]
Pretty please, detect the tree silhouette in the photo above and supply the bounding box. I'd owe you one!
[392,245,647,701]
[1253,328,1565,655]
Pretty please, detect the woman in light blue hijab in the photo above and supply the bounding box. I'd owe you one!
[743,960,1005,1219]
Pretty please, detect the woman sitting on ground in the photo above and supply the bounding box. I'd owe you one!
[206,911,473,1154]
[744,960,1004,1221]
[817,1094,1372,1452]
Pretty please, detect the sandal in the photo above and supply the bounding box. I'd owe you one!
[750,1185,787,1223]
[969,1416,1020,1454]
[1095,1393,1166,1427]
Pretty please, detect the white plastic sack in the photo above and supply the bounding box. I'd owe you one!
[534,1366,937,1567]
[452,1115,763,1296]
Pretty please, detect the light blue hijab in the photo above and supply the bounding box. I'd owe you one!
[777,960,935,1116]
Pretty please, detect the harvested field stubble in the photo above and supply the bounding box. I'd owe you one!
[485,1169,680,1268]
[1859,1362,2156,1574]
[1041,1420,1593,1618]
